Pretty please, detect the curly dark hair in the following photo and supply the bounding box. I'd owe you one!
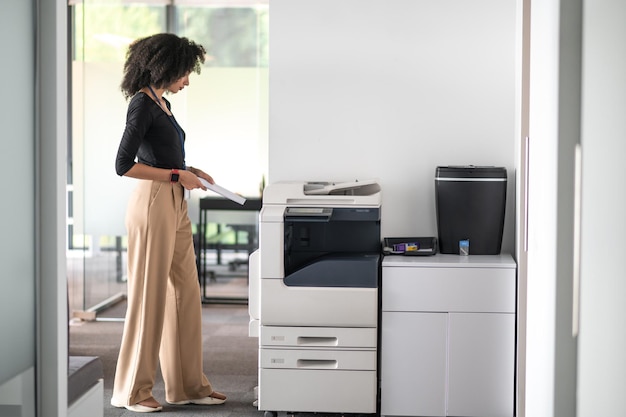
[120,33,206,99]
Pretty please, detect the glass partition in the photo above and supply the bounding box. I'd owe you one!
[68,0,268,318]
[0,1,36,414]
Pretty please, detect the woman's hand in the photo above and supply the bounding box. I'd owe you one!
[181,166,214,190]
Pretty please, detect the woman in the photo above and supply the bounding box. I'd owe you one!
[111,33,226,413]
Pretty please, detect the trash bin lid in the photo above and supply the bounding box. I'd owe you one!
[435,165,507,181]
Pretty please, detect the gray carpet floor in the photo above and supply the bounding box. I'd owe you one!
[70,300,269,417]
[70,284,378,417]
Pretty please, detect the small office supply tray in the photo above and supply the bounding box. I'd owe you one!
[382,237,438,256]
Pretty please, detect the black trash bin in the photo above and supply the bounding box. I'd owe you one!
[435,166,507,255]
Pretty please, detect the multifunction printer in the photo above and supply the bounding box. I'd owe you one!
[248,180,382,416]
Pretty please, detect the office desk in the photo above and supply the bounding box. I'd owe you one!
[196,197,262,304]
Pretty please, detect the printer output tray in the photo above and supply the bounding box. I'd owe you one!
[283,253,379,288]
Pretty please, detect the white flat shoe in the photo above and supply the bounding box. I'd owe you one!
[168,395,226,405]
[124,403,162,413]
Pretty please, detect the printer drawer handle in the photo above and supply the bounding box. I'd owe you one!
[297,336,338,346]
[297,359,338,369]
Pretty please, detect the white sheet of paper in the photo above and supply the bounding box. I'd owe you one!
[199,178,246,205]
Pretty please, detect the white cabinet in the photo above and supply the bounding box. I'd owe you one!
[447,312,515,416]
[381,312,448,415]
[381,254,516,417]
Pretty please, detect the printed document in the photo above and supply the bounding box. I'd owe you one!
[199,178,246,205]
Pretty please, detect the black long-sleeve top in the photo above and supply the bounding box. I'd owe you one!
[115,92,185,176]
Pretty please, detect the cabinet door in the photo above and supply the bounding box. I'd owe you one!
[447,313,515,417]
[381,312,447,416]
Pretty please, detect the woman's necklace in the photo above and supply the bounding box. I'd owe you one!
[146,85,171,115]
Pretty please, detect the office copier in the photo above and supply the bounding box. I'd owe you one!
[248,180,382,417]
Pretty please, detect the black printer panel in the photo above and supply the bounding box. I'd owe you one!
[283,207,381,277]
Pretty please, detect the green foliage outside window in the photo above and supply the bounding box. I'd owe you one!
[73,4,165,62]
[72,3,268,67]
[178,7,269,68]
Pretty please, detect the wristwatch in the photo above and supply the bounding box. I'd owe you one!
[170,169,180,183]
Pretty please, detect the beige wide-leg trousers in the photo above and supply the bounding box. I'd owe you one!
[111,180,213,406]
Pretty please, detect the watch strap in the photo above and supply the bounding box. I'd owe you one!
[170,169,180,183]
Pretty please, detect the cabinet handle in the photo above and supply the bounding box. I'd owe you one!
[572,144,582,337]
[524,136,530,252]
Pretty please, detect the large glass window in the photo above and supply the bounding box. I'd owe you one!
[68,0,268,317]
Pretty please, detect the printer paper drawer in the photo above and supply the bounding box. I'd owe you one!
[259,368,377,413]
[260,348,376,370]
[260,279,377,327]
[260,326,377,348]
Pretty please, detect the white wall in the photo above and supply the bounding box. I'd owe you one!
[513,0,565,415]
[268,0,518,251]
[521,1,626,416]
[578,0,626,414]
[520,0,568,415]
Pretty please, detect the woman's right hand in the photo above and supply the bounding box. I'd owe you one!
[179,168,208,191]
